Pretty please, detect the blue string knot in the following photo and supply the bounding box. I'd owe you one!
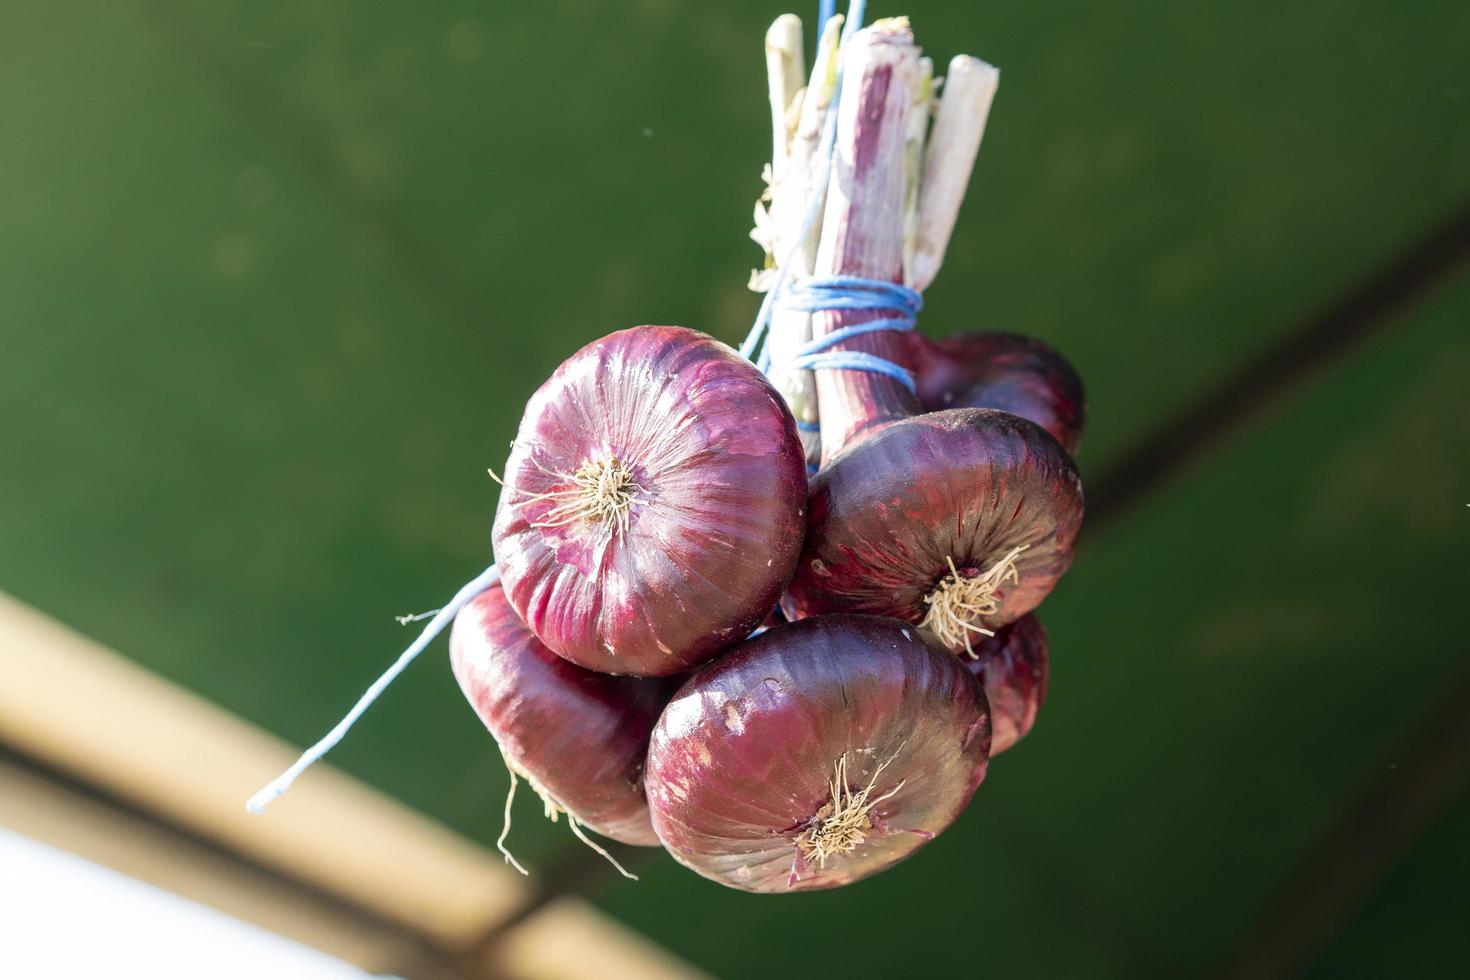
[770,276,922,394]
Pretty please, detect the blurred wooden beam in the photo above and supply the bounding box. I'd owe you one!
[0,589,524,946]
[486,897,706,980]
[0,590,705,980]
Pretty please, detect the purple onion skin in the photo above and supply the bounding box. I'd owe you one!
[912,332,1086,456]
[492,326,808,676]
[645,615,991,893]
[784,409,1084,645]
[964,614,1049,756]
[449,581,670,846]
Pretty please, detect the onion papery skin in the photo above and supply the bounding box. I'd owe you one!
[492,325,808,676]
[912,331,1086,456]
[449,581,670,846]
[783,409,1084,646]
[645,615,991,893]
[963,614,1049,756]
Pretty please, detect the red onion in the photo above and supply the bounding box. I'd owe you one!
[963,613,1048,756]
[449,581,671,865]
[782,27,1084,656]
[492,325,808,676]
[645,615,991,892]
[785,409,1083,655]
[912,331,1086,456]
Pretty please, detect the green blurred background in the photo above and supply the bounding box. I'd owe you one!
[3,1,1468,977]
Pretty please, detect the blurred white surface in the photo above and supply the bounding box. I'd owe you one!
[0,825,394,980]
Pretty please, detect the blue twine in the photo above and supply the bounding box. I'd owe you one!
[782,276,922,316]
[818,0,838,43]
[784,278,921,390]
[767,277,922,393]
[793,348,916,393]
[246,563,501,814]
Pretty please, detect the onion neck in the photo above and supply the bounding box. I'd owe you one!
[810,23,923,464]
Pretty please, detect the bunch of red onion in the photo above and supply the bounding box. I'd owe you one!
[443,16,1087,892]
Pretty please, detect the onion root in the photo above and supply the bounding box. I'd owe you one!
[794,751,905,869]
[490,453,643,541]
[496,745,639,881]
[920,545,1028,655]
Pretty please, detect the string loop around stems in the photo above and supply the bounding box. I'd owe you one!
[245,563,501,814]
[754,276,922,392]
[778,276,922,393]
[745,275,921,446]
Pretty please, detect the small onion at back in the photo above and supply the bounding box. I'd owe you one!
[912,331,1086,456]
[960,613,1049,755]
